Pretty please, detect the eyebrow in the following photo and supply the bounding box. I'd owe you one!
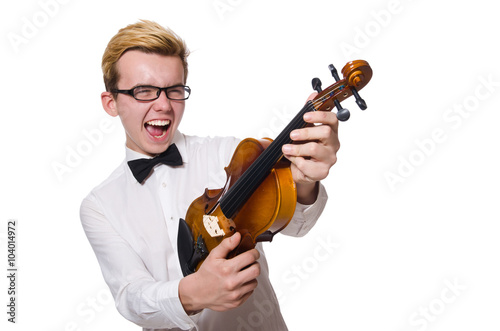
[131,82,185,88]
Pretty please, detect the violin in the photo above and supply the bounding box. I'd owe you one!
[178,60,373,276]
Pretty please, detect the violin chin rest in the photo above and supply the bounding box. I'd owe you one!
[178,218,208,277]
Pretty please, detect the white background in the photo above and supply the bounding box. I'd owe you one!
[1,0,499,330]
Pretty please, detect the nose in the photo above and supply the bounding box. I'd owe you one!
[153,89,173,112]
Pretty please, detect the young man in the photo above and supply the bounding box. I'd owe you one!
[81,20,339,330]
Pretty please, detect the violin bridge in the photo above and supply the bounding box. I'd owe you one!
[203,215,235,238]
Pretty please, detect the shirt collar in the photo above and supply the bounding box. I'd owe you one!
[125,130,188,163]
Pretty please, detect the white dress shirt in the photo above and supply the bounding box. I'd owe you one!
[80,130,328,331]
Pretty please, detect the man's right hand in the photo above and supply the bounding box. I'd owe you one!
[178,232,261,314]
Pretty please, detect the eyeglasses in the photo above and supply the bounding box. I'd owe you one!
[111,85,191,101]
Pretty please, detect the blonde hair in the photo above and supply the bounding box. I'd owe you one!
[102,20,190,92]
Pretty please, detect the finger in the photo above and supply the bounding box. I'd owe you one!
[237,261,261,284]
[239,279,258,298]
[303,111,339,133]
[230,248,260,271]
[283,140,338,161]
[290,125,337,145]
[228,282,257,309]
[284,143,328,160]
[211,285,256,312]
[287,156,333,182]
[209,232,241,259]
[222,264,260,296]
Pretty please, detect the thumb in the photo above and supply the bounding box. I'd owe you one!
[210,232,241,259]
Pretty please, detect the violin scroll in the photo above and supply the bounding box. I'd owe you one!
[311,60,372,121]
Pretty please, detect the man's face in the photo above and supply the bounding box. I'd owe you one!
[104,50,186,156]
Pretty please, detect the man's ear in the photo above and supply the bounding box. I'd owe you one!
[101,92,118,117]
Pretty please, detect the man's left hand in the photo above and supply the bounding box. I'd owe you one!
[282,93,340,204]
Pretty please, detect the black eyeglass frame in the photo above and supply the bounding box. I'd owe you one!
[111,85,191,101]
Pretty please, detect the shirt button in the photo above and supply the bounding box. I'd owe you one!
[162,182,166,188]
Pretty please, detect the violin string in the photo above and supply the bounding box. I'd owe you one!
[222,80,351,216]
[311,85,343,109]
[221,102,316,217]
[221,108,308,216]
[221,135,293,217]
[221,134,295,217]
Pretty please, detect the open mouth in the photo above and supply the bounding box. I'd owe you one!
[144,119,170,139]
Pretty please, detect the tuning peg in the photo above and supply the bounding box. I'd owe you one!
[329,63,367,110]
[334,99,350,121]
[311,77,322,93]
[351,88,367,110]
[328,64,340,81]
[327,64,350,121]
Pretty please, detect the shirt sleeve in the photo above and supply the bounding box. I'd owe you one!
[280,182,328,237]
[80,194,199,330]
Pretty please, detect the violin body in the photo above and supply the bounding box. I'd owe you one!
[183,138,296,271]
[178,60,372,276]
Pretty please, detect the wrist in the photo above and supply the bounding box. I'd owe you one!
[296,181,319,205]
[179,273,204,315]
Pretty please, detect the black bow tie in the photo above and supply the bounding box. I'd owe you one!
[127,144,183,183]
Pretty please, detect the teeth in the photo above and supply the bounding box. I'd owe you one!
[147,119,170,126]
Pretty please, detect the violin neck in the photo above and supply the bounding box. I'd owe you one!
[219,101,317,219]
